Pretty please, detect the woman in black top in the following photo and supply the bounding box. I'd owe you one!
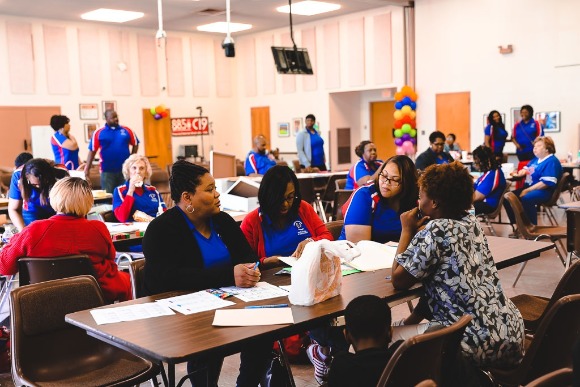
[143,160,270,387]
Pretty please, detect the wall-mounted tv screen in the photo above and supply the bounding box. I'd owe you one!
[271,46,313,75]
[180,144,199,158]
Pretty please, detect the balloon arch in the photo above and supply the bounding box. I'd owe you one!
[392,86,418,156]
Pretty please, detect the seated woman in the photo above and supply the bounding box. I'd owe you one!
[8,158,68,231]
[113,154,166,222]
[142,160,270,386]
[339,155,418,243]
[0,177,131,303]
[241,165,333,266]
[345,141,383,190]
[505,136,562,225]
[472,145,507,215]
[444,133,462,153]
[391,162,525,369]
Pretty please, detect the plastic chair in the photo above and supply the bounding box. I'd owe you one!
[503,192,568,286]
[477,183,511,236]
[10,275,160,386]
[128,258,145,299]
[538,172,570,225]
[335,178,346,191]
[18,255,96,286]
[511,259,580,334]
[524,367,573,387]
[486,295,580,386]
[376,315,472,387]
[150,167,170,194]
[332,189,353,221]
[324,220,344,240]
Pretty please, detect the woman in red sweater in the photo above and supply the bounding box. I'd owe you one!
[0,177,131,303]
[240,165,333,266]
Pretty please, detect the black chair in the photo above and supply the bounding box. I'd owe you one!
[538,172,570,225]
[325,220,344,240]
[476,183,511,236]
[10,275,161,386]
[98,209,119,223]
[332,189,354,221]
[128,258,146,299]
[524,367,573,387]
[18,254,96,286]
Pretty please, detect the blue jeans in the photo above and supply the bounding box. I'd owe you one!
[504,187,553,225]
[100,171,125,193]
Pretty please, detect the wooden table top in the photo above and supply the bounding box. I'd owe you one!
[559,201,580,210]
[65,236,551,369]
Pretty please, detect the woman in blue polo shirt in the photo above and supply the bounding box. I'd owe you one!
[505,136,562,225]
[472,145,507,215]
[345,140,383,190]
[113,154,166,222]
[339,155,418,243]
[50,115,80,170]
[484,110,508,162]
[8,159,67,231]
[512,104,543,162]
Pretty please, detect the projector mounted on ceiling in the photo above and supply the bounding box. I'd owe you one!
[272,0,314,75]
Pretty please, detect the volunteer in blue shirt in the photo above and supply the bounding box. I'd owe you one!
[8,159,67,231]
[50,115,80,170]
[472,145,507,215]
[113,154,166,222]
[505,136,562,225]
[84,110,139,193]
[414,131,454,171]
[512,104,543,162]
[484,110,508,162]
[296,114,326,170]
[244,135,277,176]
[339,155,418,243]
[345,140,383,190]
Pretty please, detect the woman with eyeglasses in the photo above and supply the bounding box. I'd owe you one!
[8,158,68,231]
[339,155,418,244]
[241,165,333,266]
[415,131,454,171]
[143,160,271,386]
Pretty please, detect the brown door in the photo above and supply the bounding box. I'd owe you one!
[436,92,471,152]
[0,106,60,166]
[250,106,271,149]
[142,108,173,170]
[370,101,396,160]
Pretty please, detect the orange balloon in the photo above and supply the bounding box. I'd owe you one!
[394,92,403,101]
[409,111,416,120]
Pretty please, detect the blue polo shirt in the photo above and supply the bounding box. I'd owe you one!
[244,151,276,175]
[309,130,325,167]
[484,124,508,155]
[9,169,55,225]
[524,154,562,189]
[177,208,232,269]
[113,183,166,219]
[88,124,139,173]
[345,158,383,190]
[339,183,402,243]
[261,211,312,257]
[474,168,506,209]
[51,132,79,170]
[513,119,542,157]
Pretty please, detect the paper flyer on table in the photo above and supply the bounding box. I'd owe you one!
[220,282,289,302]
[156,291,235,315]
[90,302,175,325]
[213,308,294,326]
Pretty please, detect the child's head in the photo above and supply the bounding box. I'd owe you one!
[344,295,392,349]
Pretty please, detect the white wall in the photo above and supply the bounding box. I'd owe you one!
[414,0,580,158]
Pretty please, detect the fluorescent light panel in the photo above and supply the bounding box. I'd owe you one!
[276,1,341,16]
[81,8,144,23]
[196,22,252,33]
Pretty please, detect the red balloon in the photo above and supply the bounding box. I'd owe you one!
[161,111,168,118]
[401,116,412,125]
[394,119,403,129]
[409,119,416,128]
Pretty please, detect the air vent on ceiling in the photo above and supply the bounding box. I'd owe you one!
[197,8,226,16]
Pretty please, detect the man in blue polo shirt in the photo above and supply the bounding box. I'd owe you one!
[84,110,139,193]
[244,135,276,176]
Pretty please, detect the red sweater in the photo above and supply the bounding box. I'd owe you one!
[0,215,131,303]
[240,200,333,262]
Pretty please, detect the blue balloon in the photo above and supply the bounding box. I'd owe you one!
[410,101,417,110]
[402,96,412,105]
[395,101,403,110]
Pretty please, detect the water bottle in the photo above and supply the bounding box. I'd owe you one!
[1,226,15,244]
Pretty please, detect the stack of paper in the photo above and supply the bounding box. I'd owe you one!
[213,308,294,326]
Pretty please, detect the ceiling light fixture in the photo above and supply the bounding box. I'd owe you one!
[276,1,340,16]
[81,8,144,23]
[196,22,252,34]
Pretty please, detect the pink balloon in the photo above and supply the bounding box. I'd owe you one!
[396,146,405,155]
[402,140,415,154]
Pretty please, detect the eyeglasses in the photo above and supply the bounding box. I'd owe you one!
[283,194,297,204]
[378,174,401,186]
[432,142,445,147]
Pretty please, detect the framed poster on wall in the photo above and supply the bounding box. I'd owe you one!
[79,103,98,120]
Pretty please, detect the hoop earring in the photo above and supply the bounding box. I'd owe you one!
[185,204,195,214]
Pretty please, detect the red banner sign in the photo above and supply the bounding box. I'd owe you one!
[171,117,209,136]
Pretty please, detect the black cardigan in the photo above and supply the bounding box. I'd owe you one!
[415,148,454,171]
[143,207,258,296]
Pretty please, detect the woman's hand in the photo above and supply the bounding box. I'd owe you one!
[292,238,313,258]
[519,188,530,198]
[127,174,144,194]
[262,256,281,266]
[234,263,261,288]
[400,208,430,234]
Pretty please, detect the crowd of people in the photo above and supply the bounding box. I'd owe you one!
[0,106,573,386]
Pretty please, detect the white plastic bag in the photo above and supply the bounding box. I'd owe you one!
[289,240,343,306]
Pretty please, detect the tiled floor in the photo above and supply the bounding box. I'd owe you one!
[0,203,572,386]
